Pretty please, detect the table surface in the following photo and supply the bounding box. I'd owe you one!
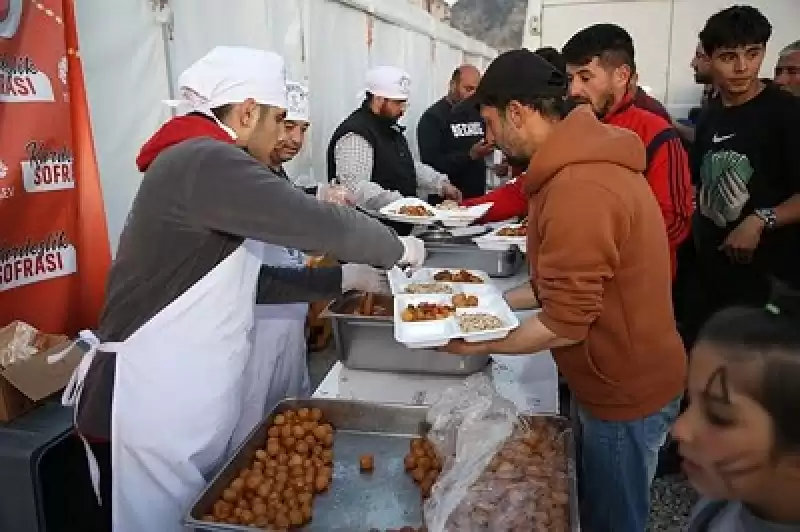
[312,269,560,414]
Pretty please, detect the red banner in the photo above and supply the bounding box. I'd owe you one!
[0,0,111,334]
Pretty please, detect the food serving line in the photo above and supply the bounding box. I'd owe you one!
[184,200,579,531]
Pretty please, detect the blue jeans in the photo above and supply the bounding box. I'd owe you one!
[577,396,682,532]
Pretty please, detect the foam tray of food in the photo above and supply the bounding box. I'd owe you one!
[378,198,439,225]
[185,399,432,531]
[431,201,494,228]
[473,223,527,253]
[393,289,520,349]
[387,267,492,296]
[378,198,494,227]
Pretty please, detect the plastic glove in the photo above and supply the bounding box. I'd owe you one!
[340,264,390,294]
[398,236,426,268]
[316,183,354,206]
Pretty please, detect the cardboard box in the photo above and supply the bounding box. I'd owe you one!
[0,321,83,422]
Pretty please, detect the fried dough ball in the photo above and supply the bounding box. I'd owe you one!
[314,475,330,493]
[404,455,416,471]
[295,441,310,455]
[411,467,426,483]
[297,407,311,421]
[274,512,290,528]
[321,449,334,465]
[359,455,374,472]
[212,500,233,520]
[222,488,238,503]
[310,408,323,422]
[230,477,245,493]
[289,508,304,526]
[313,425,327,440]
[273,414,286,426]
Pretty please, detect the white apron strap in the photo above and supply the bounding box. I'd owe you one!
[49,330,122,504]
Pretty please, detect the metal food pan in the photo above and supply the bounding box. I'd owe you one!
[322,293,490,376]
[185,398,431,531]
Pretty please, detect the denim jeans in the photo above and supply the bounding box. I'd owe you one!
[577,396,682,532]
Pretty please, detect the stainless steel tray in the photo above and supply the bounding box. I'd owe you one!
[185,399,431,531]
[322,292,490,376]
[185,400,580,532]
[423,243,524,278]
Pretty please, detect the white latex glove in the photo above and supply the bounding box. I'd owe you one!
[398,236,426,268]
[340,264,390,294]
[316,183,354,206]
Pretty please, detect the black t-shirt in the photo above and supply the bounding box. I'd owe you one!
[691,84,800,303]
[417,97,487,199]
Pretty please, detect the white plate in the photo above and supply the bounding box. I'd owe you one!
[433,202,494,227]
[393,290,519,349]
[378,197,439,225]
[473,223,527,253]
[388,267,492,295]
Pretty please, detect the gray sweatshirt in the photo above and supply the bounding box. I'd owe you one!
[77,138,403,440]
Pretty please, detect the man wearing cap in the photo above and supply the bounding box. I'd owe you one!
[327,66,463,224]
[237,82,390,449]
[442,49,686,532]
[68,48,425,532]
[417,64,493,200]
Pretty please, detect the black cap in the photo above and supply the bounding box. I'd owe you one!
[464,49,567,110]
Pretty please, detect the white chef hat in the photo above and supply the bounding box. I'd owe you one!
[365,66,411,101]
[167,46,288,119]
[285,81,310,122]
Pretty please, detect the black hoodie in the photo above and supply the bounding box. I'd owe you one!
[417,97,487,199]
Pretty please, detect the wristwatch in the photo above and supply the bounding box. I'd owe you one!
[754,208,777,230]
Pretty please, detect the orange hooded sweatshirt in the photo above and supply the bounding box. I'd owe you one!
[524,107,686,421]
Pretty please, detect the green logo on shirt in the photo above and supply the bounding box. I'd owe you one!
[698,150,754,227]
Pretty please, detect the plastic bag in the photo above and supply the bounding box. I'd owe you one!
[0,321,40,368]
[423,374,572,532]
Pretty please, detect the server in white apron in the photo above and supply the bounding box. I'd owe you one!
[65,47,425,532]
[235,83,390,449]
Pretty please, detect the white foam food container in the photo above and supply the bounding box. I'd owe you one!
[432,202,494,227]
[473,223,527,253]
[393,289,520,349]
[387,267,493,296]
[378,197,439,225]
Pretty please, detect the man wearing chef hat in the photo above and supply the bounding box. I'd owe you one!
[238,82,390,450]
[327,66,463,223]
[68,48,424,532]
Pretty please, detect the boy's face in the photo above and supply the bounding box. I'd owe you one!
[709,44,766,95]
[672,343,800,504]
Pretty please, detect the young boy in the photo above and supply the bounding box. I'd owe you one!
[692,5,800,329]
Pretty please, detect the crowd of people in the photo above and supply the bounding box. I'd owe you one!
[63,3,799,531]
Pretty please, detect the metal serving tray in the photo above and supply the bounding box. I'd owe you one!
[185,399,431,531]
[184,400,580,532]
[322,292,490,376]
[423,241,524,278]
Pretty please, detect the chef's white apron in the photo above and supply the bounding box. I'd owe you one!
[63,240,263,532]
[230,243,310,450]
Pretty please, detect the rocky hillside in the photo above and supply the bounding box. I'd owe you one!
[450,0,527,51]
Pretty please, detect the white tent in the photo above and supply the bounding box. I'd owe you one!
[74,0,496,251]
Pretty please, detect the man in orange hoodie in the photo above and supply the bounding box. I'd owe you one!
[443,49,686,532]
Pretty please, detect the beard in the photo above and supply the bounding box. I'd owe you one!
[572,91,615,119]
[379,102,402,123]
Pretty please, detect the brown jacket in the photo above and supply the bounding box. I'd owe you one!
[524,107,686,421]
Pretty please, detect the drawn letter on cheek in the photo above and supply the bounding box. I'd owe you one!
[703,366,732,405]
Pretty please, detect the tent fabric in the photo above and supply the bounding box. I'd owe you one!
[75,0,496,252]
